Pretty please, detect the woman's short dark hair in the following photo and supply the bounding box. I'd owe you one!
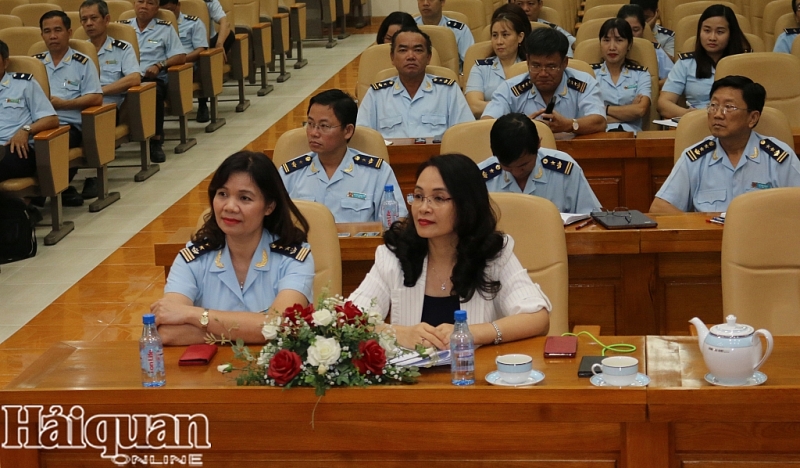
[376,11,417,45]
[710,75,766,113]
[599,18,640,69]
[384,154,505,302]
[616,4,647,32]
[491,3,532,60]
[524,27,569,60]
[194,151,308,250]
[694,5,750,79]
[490,113,539,165]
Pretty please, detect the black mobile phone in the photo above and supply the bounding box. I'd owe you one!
[544,96,556,115]
[577,355,605,378]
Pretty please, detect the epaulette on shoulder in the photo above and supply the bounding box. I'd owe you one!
[678,52,695,60]
[156,19,172,26]
[72,52,89,64]
[653,41,661,49]
[111,39,130,50]
[281,154,313,174]
[476,57,494,66]
[370,79,394,91]
[431,76,456,86]
[184,14,199,21]
[785,27,800,35]
[539,19,556,28]
[627,64,648,72]
[590,62,602,70]
[32,52,47,60]
[684,139,716,162]
[270,243,310,262]
[11,73,32,81]
[759,138,790,163]
[657,25,675,36]
[567,77,587,93]
[117,18,132,24]
[179,242,212,263]
[511,77,532,97]
[481,162,503,181]
[353,154,383,169]
[540,155,573,175]
[446,19,465,30]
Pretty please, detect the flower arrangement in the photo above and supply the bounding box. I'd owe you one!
[220,295,420,396]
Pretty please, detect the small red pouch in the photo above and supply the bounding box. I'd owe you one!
[178,344,218,366]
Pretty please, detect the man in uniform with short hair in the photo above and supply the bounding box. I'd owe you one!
[630,0,675,58]
[159,0,208,63]
[415,0,474,68]
[514,0,576,57]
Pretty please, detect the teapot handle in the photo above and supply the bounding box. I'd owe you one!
[754,329,774,372]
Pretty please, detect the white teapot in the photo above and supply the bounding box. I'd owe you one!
[689,315,774,385]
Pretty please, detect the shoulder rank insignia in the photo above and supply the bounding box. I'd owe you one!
[785,27,800,35]
[270,243,310,262]
[759,138,790,163]
[431,76,456,86]
[117,19,132,24]
[567,77,587,93]
[370,79,394,90]
[281,154,313,174]
[72,52,89,64]
[652,41,661,49]
[511,77,533,97]
[11,73,32,81]
[111,39,129,50]
[476,57,494,66]
[545,21,557,29]
[179,242,211,263]
[446,19,465,30]
[678,52,695,60]
[156,19,172,26]
[353,154,383,169]
[657,25,675,36]
[481,163,503,181]
[685,139,716,161]
[32,52,47,60]
[184,14,199,21]
[627,64,648,72]
[540,156,573,175]
[591,62,602,70]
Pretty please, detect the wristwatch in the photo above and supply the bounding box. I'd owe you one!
[572,119,579,132]
[157,60,167,70]
[200,308,210,328]
[22,125,31,133]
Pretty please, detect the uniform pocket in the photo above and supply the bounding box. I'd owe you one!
[379,114,402,130]
[695,189,727,208]
[341,197,372,212]
[420,114,447,127]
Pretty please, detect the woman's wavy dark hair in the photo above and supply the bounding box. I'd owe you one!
[599,18,640,69]
[384,154,505,302]
[376,11,417,44]
[193,151,309,250]
[491,3,532,60]
[694,5,750,79]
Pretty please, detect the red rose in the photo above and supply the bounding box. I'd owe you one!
[267,349,302,385]
[335,301,363,325]
[352,340,386,375]
[283,303,314,326]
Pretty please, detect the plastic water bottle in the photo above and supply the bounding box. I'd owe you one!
[140,313,166,387]
[379,184,399,231]
[450,309,475,386]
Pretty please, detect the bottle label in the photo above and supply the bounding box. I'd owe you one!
[141,346,165,375]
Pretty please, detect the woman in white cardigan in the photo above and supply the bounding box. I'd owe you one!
[349,154,551,350]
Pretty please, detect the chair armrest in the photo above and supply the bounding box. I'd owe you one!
[289,4,307,39]
[167,63,195,117]
[33,125,71,197]
[228,33,250,79]
[197,47,224,97]
[272,12,290,52]
[80,103,118,166]
[121,82,157,142]
[251,21,272,65]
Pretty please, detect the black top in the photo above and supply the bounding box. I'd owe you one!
[420,294,461,327]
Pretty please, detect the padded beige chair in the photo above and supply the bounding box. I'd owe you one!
[581,4,620,24]
[766,10,799,50]
[279,0,308,69]
[232,0,273,96]
[211,0,252,113]
[0,0,29,16]
[10,3,61,27]
[272,126,390,167]
[679,33,765,54]
[716,52,800,126]
[574,18,608,46]
[418,24,460,80]
[491,193,569,336]
[0,56,73,245]
[444,0,486,38]
[259,0,291,82]
[0,27,42,55]
[440,118,557,164]
[583,0,626,13]
[720,188,800,334]
[673,107,795,162]
[750,0,782,36]
[51,0,83,10]
[546,0,576,34]
[0,14,24,28]
[105,0,131,21]
[355,43,442,104]
[540,6,566,30]
[673,1,742,25]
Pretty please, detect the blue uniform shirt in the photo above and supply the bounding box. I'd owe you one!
[0,72,56,146]
[465,56,520,101]
[773,28,800,53]
[120,18,184,79]
[482,69,606,121]
[415,15,474,66]
[177,12,209,53]
[654,42,673,80]
[93,36,140,107]
[279,147,409,223]
[654,25,675,58]
[538,19,575,58]
[165,229,315,310]
[204,0,226,24]
[356,74,474,138]
[34,48,102,130]
[479,151,601,213]
[662,53,714,109]
[592,62,651,133]
[656,132,800,212]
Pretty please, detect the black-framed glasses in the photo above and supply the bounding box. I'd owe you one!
[593,207,632,223]
[406,193,452,208]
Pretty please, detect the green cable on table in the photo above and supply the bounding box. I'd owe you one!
[561,331,637,356]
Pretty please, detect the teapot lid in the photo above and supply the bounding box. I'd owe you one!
[709,315,754,338]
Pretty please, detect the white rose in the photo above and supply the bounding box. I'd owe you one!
[262,322,280,341]
[312,308,335,327]
[379,331,400,358]
[306,335,341,367]
[217,364,233,373]
[257,350,270,367]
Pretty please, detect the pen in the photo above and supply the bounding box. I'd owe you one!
[575,219,594,230]
[706,218,724,225]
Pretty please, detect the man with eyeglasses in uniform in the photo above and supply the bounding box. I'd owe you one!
[651,76,800,213]
[481,27,606,136]
[279,89,407,223]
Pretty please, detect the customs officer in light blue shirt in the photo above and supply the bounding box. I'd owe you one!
[196,0,231,122]
[514,0,576,57]
[482,28,606,136]
[357,28,474,139]
[159,0,209,60]
[482,113,600,213]
[773,0,800,53]
[651,76,800,213]
[617,5,672,83]
[415,0,474,67]
[153,151,315,346]
[281,90,407,223]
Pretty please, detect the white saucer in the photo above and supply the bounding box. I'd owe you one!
[590,372,650,387]
[485,370,545,387]
[704,371,767,387]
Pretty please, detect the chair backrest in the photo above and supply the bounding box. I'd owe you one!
[272,126,390,167]
[418,24,460,78]
[574,17,606,46]
[581,4,620,24]
[491,192,569,336]
[463,40,493,84]
[356,43,442,104]
[105,0,131,21]
[673,1,742,24]
[444,0,486,38]
[440,118,557,163]
[108,21,139,59]
[475,19,548,42]
[232,0,260,28]
[11,3,62,27]
[294,200,343,298]
[0,26,43,55]
[0,0,29,16]
[6,55,50,98]
[0,13,24,28]
[29,38,100,73]
[721,187,800,334]
[763,1,795,49]
[182,0,212,40]
[52,0,83,10]
[540,6,565,30]
[583,0,626,14]
[673,106,795,162]
[373,65,460,89]
[750,0,782,36]
[546,0,576,34]
[716,52,800,126]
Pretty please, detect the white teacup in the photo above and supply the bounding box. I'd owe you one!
[496,354,533,384]
[591,356,638,386]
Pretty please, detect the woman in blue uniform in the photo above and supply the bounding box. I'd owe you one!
[658,5,750,119]
[151,151,315,345]
[465,3,530,117]
[593,19,652,133]
[617,4,672,87]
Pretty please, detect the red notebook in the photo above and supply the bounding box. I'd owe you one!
[178,344,218,366]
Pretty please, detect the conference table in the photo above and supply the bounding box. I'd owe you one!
[2,335,798,467]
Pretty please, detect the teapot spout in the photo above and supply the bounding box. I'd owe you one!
[689,317,709,345]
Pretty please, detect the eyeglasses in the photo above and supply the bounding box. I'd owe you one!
[707,103,747,115]
[406,193,452,208]
[529,64,562,74]
[593,207,631,223]
[303,121,341,133]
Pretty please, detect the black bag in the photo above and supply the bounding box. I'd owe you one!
[0,196,37,264]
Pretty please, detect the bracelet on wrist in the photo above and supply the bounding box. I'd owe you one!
[491,321,503,345]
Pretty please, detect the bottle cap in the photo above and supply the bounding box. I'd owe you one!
[454,310,466,322]
[142,313,156,325]
[384,184,394,192]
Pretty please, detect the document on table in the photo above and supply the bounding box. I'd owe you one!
[390,348,451,368]
[561,213,591,225]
